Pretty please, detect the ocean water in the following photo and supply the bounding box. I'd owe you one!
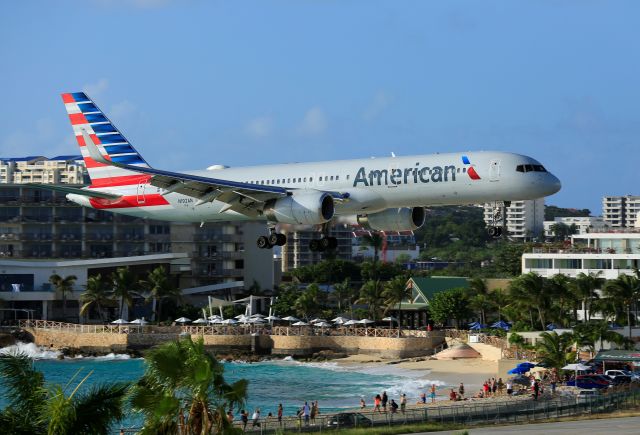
[0,342,447,429]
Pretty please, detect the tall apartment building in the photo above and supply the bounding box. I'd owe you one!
[603,195,640,228]
[0,156,87,185]
[280,224,353,272]
[483,198,545,239]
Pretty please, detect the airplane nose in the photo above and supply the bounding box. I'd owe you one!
[547,173,561,195]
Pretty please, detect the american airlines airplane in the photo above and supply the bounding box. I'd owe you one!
[33,92,561,251]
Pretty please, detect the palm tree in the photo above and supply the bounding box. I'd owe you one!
[357,280,385,320]
[49,274,77,320]
[140,266,182,322]
[332,278,354,313]
[536,331,575,370]
[110,267,140,320]
[293,284,320,319]
[509,273,554,330]
[0,352,128,434]
[361,232,384,264]
[573,321,631,357]
[571,272,604,323]
[604,274,640,341]
[382,276,412,332]
[80,275,112,322]
[129,336,247,435]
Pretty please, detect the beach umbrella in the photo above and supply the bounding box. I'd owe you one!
[332,316,350,324]
[111,319,128,324]
[313,321,332,328]
[249,317,266,324]
[130,318,147,325]
[468,322,486,330]
[250,313,265,318]
[343,320,359,326]
[310,318,327,324]
[234,314,245,319]
[292,321,309,326]
[210,318,223,324]
[282,316,300,322]
[265,315,281,321]
[220,319,238,325]
[382,316,398,329]
[517,362,536,369]
[174,317,192,323]
[193,318,208,324]
[359,319,375,325]
[562,363,591,371]
[507,366,530,375]
[490,320,511,331]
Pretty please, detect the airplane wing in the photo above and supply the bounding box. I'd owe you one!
[80,129,320,217]
[27,183,122,200]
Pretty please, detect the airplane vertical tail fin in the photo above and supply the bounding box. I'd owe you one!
[61,92,150,188]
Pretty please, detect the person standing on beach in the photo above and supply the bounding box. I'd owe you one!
[400,394,407,413]
[303,401,310,426]
[277,404,283,426]
[227,410,234,423]
[390,399,398,413]
[240,410,248,431]
[310,401,318,425]
[373,394,382,412]
[491,378,497,395]
[430,384,437,403]
[360,397,366,408]
[483,381,490,397]
[533,380,540,400]
[506,380,513,396]
[251,408,261,428]
[458,382,465,399]
[381,391,388,412]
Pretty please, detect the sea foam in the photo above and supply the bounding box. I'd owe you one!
[0,342,62,359]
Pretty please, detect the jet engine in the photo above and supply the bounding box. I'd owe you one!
[264,190,335,225]
[357,207,425,232]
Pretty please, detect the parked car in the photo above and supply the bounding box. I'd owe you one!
[576,388,602,404]
[605,370,635,383]
[566,374,612,389]
[326,413,372,428]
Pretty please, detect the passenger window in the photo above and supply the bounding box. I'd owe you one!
[516,165,524,172]
[330,176,334,181]
[346,175,350,180]
[462,168,467,173]
[336,175,339,181]
[298,178,301,182]
[304,177,307,182]
[310,177,313,182]
[287,178,290,183]
[319,176,323,181]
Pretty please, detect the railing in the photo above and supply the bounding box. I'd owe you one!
[21,319,441,339]
[115,387,640,435]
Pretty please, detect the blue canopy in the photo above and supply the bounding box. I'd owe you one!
[490,320,511,330]
[468,322,486,330]
[517,362,536,369]
[507,366,530,375]
[546,323,557,331]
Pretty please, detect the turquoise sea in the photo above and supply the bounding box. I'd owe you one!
[1,343,447,430]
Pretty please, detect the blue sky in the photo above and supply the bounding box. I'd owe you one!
[1,1,638,214]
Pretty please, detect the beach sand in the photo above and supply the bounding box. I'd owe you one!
[336,354,498,388]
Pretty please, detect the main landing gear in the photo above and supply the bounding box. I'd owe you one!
[309,236,338,252]
[257,228,287,249]
[487,200,510,239]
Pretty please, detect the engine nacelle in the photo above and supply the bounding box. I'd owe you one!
[264,190,335,225]
[357,207,425,232]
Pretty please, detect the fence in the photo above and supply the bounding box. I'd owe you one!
[18,319,179,335]
[230,388,640,434]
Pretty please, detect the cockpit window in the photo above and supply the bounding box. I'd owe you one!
[517,164,548,173]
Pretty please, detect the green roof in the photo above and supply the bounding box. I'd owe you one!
[391,276,469,310]
[594,350,640,362]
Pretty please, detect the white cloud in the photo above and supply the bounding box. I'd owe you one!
[82,78,109,98]
[363,91,392,121]
[297,107,327,136]
[245,115,274,139]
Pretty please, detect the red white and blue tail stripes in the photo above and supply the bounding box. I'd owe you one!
[61,92,151,188]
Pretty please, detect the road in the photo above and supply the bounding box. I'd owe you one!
[418,416,640,435]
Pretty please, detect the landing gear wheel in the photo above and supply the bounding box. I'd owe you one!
[309,239,321,252]
[257,235,272,249]
[487,226,502,238]
[268,233,279,246]
[326,237,338,250]
[276,233,287,246]
[319,237,331,250]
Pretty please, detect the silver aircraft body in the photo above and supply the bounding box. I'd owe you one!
[37,92,561,250]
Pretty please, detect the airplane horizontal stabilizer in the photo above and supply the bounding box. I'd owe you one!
[27,183,122,200]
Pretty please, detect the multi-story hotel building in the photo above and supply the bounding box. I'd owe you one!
[483,198,545,239]
[543,216,607,237]
[603,195,640,228]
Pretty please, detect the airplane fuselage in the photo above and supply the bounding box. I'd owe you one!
[68,150,561,222]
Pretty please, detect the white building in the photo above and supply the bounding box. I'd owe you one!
[0,155,87,185]
[543,216,607,237]
[522,231,640,279]
[602,195,640,228]
[484,198,545,239]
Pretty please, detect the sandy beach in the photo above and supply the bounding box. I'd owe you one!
[336,354,499,388]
